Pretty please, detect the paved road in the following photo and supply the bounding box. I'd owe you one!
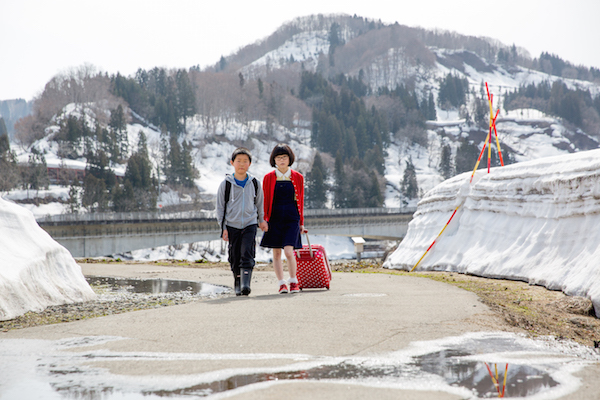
[2,263,599,399]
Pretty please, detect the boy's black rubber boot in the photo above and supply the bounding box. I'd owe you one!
[240,268,252,296]
[234,273,241,296]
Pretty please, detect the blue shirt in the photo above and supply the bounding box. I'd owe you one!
[234,174,248,188]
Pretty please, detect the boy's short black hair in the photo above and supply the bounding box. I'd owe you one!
[269,144,295,167]
[231,147,252,163]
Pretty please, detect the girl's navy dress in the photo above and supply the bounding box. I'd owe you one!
[260,180,302,249]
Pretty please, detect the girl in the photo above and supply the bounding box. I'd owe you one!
[261,144,306,294]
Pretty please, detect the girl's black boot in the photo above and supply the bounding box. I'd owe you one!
[240,268,252,296]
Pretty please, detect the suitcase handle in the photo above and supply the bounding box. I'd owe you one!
[295,233,314,258]
[305,233,313,258]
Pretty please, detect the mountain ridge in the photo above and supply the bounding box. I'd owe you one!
[3,13,600,217]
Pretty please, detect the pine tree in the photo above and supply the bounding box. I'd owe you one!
[454,139,480,174]
[401,157,419,199]
[367,171,384,207]
[257,78,264,99]
[22,148,49,194]
[328,22,343,67]
[439,144,454,179]
[0,133,18,191]
[306,152,328,209]
[176,69,196,130]
[165,135,198,188]
[83,150,115,212]
[333,152,347,208]
[0,118,7,137]
[218,56,227,72]
[428,92,437,120]
[82,174,107,212]
[109,105,128,160]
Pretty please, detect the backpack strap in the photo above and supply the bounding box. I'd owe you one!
[252,177,258,204]
[221,180,231,238]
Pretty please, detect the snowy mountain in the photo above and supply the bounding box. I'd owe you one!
[3,14,600,233]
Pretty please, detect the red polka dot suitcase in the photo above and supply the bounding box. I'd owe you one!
[295,234,332,290]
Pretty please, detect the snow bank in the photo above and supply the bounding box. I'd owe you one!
[0,198,96,321]
[384,149,600,317]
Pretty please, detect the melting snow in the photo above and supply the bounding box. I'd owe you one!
[384,148,600,317]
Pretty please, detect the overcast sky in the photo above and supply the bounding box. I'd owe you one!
[2,0,599,101]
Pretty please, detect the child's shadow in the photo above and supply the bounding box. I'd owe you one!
[208,290,325,304]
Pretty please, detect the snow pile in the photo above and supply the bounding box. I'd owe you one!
[384,149,600,317]
[0,197,96,321]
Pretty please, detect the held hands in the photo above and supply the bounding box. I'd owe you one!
[301,225,308,234]
[259,221,268,232]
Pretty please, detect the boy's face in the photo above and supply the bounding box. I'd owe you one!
[231,154,251,176]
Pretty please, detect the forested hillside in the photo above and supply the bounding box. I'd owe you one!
[2,14,600,216]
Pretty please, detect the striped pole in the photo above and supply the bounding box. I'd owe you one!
[486,83,504,166]
[502,363,508,397]
[410,205,460,272]
[470,133,490,183]
[410,82,504,272]
[484,362,508,398]
[485,362,501,396]
[488,94,493,173]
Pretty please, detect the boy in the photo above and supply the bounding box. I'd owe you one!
[216,148,268,296]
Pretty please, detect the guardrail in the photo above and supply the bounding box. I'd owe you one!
[36,210,216,224]
[36,207,417,224]
[305,207,416,216]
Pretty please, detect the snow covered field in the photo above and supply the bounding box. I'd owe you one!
[384,148,600,317]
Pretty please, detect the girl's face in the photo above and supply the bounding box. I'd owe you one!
[275,154,290,171]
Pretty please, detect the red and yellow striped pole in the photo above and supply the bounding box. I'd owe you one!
[486,83,504,166]
[410,82,504,272]
[502,363,508,397]
[410,205,460,272]
[470,132,490,183]
[485,362,501,397]
[484,362,509,398]
[488,94,493,173]
[470,107,500,183]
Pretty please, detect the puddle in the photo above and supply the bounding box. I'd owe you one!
[0,332,597,399]
[86,276,229,296]
[134,361,555,398]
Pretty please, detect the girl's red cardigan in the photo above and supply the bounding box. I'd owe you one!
[263,169,304,225]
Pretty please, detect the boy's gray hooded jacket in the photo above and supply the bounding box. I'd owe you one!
[216,173,265,230]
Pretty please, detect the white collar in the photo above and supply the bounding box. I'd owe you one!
[275,168,291,179]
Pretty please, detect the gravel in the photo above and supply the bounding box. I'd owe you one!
[0,283,233,331]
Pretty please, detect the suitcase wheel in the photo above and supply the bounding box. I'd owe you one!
[326,285,330,290]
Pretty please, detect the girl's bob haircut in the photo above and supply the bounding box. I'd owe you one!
[269,144,295,167]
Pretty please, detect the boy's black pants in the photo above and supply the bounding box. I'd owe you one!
[227,224,257,274]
